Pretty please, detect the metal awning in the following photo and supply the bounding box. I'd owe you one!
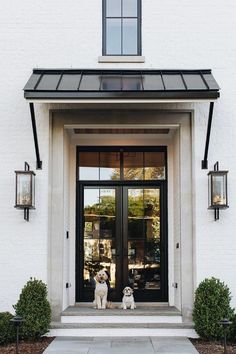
[23,68,220,171]
[24,69,220,101]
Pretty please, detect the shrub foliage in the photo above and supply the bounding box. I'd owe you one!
[14,278,51,340]
[0,312,15,345]
[193,277,234,340]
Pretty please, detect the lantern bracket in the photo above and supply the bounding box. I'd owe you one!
[201,102,215,169]
[29,103,42,170]
[25,162,30,172]
[214,161,219,172]
[24,207,29,221]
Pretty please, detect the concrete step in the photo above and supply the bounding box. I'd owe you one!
[51,305,198,337]
[75,302,169,307]
[62,305,181,317]
[61,315,182,324]
[61,305,182,324]
[52,322,193,329]
[49,322,197,338]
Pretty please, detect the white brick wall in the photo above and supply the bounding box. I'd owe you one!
[1,0,236,312]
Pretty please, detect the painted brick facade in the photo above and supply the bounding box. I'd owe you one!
[0,0,236,313]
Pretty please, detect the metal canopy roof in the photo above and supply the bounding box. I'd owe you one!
[24,69,220,101]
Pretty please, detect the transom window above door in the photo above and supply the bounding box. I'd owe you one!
[103,0,142,55]
[77,148,166,181]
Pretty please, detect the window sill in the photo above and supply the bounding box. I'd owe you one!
[98,56,145,63]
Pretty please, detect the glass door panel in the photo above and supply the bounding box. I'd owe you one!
[125,187,161,300]
[83,187,118,299]
[79,185,166,302]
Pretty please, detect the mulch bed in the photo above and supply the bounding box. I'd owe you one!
[0,337,54,354]
[191,339,236,353]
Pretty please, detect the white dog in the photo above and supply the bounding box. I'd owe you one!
[94,270,108,309]
[122,286,136,310]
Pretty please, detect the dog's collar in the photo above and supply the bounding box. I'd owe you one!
[124,294,132,296]
[98,280,106,284]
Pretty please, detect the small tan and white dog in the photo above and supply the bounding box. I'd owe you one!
[94,270,108,309]
[122,286,136,310]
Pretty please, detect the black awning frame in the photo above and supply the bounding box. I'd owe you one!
[24,69,220,101]
[25,69,220,170]
[28,101,216,171]
[29,103,42,169]
[202,102,214,169]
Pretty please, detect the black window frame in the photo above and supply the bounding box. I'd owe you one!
[102,0,142,56]
[77,146,167,182]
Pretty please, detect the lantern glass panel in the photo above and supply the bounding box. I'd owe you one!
[16,173,32,207]
[212,174,227,207]
[31,173,35,207]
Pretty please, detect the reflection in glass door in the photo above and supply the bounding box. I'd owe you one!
[80,187,120,301]
[78,185,167,302]
[124,187,163,302]
[77,145,167,302]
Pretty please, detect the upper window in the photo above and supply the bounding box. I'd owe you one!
[103,0,141,56]
[78,149,166,181]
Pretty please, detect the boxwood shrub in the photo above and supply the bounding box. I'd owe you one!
[14,278,51,340]
[0,312,15,345]
[193,277,234,340]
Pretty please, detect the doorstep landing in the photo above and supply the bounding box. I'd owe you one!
[43,336,199,354]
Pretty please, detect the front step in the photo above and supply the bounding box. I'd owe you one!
[49,323,197,338]
[49,305,198,338]
[62,305,182,318]
[61,305,182,324]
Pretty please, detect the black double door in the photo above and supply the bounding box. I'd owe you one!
[77,184,168,302]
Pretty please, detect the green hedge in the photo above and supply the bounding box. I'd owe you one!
[0,312,15,345]
[14,278,51,340]
[193,277,234,340]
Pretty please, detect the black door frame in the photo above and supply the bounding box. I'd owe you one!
[76,146,168,302]
[122,185,168,302]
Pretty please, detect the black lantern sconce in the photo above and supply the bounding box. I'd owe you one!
[208,162,229,221]
[15,162,35,221]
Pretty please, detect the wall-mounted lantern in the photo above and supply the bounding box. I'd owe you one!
[15,162,35,221]
[208,162,229,221]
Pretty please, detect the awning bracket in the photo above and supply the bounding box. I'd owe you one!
[201,102,214,169]
[29,103,42,169]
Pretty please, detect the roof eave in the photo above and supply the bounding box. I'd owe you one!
[24,91,220,101]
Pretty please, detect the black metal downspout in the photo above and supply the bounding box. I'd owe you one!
[29,103,42,169]
[201,102,214,169]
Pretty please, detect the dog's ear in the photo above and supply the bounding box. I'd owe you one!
[104,270,110,280]
[123,288,126,294]
[95,274,99,282]
[130,288,134,294]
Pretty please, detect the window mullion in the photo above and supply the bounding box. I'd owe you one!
[103,0,141,56]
